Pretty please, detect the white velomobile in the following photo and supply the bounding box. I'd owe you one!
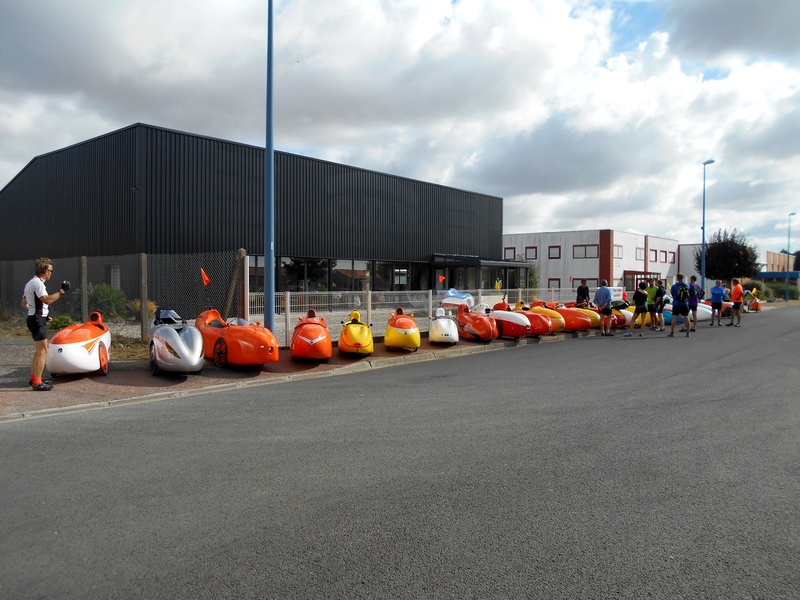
[148,308,205,375]
[47,311,111,377]
[428,307,459,344]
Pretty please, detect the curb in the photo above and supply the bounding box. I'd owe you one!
[1,331,592,422]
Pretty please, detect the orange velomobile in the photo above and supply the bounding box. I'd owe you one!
[528,301,566,333]
[290,308,333,361]
[455,304,498,342]
[46,311,111,376]
[195,309,279,367]
[552,305,592,331]
[512,300,553,335]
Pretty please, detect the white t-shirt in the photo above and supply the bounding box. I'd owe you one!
[24,276,50,317]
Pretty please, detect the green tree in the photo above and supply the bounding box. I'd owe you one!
[518,255,540,289]
[694,228,759,281]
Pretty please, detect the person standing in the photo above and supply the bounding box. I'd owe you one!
[624,281,649,337]
[709,279,726,326]
[21,257,70,391]
[575,279,591,308]
[593,279,614,336]
[654,279,667,332]
[687,275,703,332]
[668,273,692,338]
[727,278,744,327]
[645,278,659,330]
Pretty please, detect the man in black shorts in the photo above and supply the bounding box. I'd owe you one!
[21,257,70,391]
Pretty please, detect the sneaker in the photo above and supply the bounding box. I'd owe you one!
[726,322,734,327]
[667,333,675,337]
[639,333,644,337]
[658,328,665,332]
[624,332,632,337]
[31,381,53,391]
[690,328,696,332]
[709,322,714,326]
[607,331,615,336]
[718,322,723,326]
[734,324,741,327]
[686,333,691,337]
[29,377,52,387]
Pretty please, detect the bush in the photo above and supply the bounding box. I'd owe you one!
[127,298,157,320]
[764,280,798,300]
[85,283,130,320]
[49,314,74,330]
[741,279,771,301]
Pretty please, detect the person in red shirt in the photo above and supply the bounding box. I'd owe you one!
[727,278,744,327]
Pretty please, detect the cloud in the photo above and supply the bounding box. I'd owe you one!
[1,0,798,254]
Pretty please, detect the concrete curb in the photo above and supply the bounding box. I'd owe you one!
[1,331,591,422]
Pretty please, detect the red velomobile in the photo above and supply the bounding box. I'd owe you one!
[196,309,279,367]
[455,304,498,342]
[290,308,333,361]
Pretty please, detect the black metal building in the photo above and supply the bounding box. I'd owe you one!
[0,123,524,296]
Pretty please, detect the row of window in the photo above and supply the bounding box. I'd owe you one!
[505,245,676,264]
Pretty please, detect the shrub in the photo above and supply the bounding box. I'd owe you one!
[741,279,770,301]
[86,283,130,320]
[49,314,74,330]
[127,298,157,320]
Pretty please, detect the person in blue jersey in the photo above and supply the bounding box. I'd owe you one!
[668,273,692,338]
[709,279,727,326]
[593,279,614,336]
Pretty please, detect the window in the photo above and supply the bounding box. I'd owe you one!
[548,278,561,289]
[636,247,645,261]
[109,265,121,290]
[660,251,667,263]
[504,246,516,260]
[573,244,599,259]
[649,249,658,262]
[525,246,538,260]
[548,245,561,259]
[614,245,623,259]
[668,251,676,264]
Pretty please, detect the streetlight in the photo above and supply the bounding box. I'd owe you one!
[700,159,715,293]
[786,212,796,302]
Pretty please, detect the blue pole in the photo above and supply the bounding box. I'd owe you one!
[700,159,714,293]
[787,213,796,302]
[264,0,275,330]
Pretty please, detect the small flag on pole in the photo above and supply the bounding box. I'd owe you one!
[438,275,446,283]
[201,268,211,287]
[494,279,501,292]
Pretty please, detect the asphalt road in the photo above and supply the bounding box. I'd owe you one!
[2,309,798,599]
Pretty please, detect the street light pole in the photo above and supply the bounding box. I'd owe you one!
[787,212,796,302]
[700,159,715,294]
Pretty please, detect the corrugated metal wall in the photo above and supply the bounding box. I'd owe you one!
[0,124,502,262]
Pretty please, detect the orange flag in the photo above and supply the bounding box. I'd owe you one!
[201,268,211,287]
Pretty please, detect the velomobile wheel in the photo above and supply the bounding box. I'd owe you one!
[98,342,109,376]
[149,343,159,376]
[213,338,228,368]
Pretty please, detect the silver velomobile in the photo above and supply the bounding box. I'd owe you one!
[148,308,205,375]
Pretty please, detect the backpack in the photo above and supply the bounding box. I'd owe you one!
[676,284,690,303]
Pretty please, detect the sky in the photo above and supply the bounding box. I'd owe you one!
[2,0,799,255]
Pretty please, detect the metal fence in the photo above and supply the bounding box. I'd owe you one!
[2,252,581,345]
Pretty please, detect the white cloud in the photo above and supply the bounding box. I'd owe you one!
[1,0,798,253]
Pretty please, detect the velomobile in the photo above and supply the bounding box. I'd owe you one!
[552,305,592,331]
[474,300,530,339]
[290,308,333,361]
[196,308,279,367]
[46,311,111,377]
[148,308,205,375]
[512,300,553,335]
[455,304,497,342]
[428,307,459,344]
[441,288,475,310]
[384,307,421,351]
[528,302,566,333]
[339,310,374,355]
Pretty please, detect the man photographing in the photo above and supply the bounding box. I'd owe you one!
[21,257,70,391]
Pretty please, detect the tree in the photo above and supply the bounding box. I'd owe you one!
[694,229,759,281]
[517,255,540,289]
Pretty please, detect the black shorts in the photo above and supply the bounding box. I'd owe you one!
[732,302,742,310]
[27,315,48,342]
[711,302,722,310]
[600,307,613,316]
[634,306,648,314]
[647,305,657,313]
[672,305,690,317]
